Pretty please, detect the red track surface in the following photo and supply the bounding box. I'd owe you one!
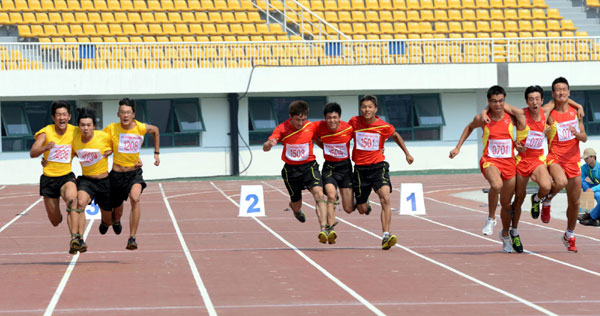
[1,174,599,315]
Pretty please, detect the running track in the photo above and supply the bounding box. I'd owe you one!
[0,174,599,315]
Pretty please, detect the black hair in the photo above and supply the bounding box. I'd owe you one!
[551,77,569,92]
[76,107,97,126]
[289,100,309,116]
[119,98,136,113]
[51,100,71,116]
[524,85,544,100]
[323,102,342,117]
[487,85,506,99]
[359,95,378,107]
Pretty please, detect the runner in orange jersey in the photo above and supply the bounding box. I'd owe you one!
[263,100,329,244]
[450,86,525,253]
[542,77,587,252]
[349,95,414,250]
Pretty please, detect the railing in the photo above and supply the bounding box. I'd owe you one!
[0,37,599,71]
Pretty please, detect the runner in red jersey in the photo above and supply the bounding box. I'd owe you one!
[314,102,355,244]
[451,86,524,253]
[543,77,587,252]
[263,100,329,244]
[350,95,414,250]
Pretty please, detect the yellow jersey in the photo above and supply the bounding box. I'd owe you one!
[73,130,112,176]
[34,124,78,177]
[104,120,147,168]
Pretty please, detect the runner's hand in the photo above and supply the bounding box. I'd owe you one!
[134,158,143,168]
[515,142,526,153]
[41,158,47,167]
[449,148,460,159]
[480,113,491,124]
[577,107,585,119]
[405,154,414,164]
[154,154,160,166]
[44,141,55,151]
[103,150,113,158]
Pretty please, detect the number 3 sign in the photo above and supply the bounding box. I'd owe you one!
[239,185,266,217]
[399,183,426,215]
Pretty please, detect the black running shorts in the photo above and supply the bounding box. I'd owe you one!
[353,161,392,205]
[322,159,353,189]
[109,168,146,208]
[281,161,323,203]
[77,175,112,211]
[39,172,76,199]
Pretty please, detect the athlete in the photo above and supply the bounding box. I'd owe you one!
[349,95,414,250]
[30,101,81,254]
[263,100,329,244]
[104,98,160,250]
[450,86,524,253]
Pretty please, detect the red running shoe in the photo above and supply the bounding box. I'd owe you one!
[541,204,551,223]
[562,234,578,253]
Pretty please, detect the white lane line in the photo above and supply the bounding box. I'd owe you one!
[423,186,483,194]
[211,181,386,316]
[0,198,43,233]
[159,183,217,316]
[0,185,5,191]
[263,182,558,316]
[425,196,600,242]
[0,194,39,201]
[44,219,95,316]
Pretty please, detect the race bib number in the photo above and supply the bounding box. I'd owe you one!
[48,145,71,163]
[77,149,102,167]
[118,134,143,154]
[525,130,545,150]
[556,119,579,142]
[356,132,380,151]
[488,139,512,158]
[285,143,309,161]
[324,143,349,159]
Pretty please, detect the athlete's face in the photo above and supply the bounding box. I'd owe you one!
[118,105,135,126]
[360,100,377,121]
[78,118,95,138]
[52,107,71,131]
[325,112,340,131]
[290,113,307,130]
[488,94,505,114]
[526,92,543,113]
[552,82,570,104]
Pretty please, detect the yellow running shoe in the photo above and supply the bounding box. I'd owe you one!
[327,230,337,244]
[382,234,397,250]
[318,231,328,244]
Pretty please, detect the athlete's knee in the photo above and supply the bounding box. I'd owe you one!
[490,181,503,193]
[356,203,368,214]
[554,177,568,189]
[129,195,141,205]
[379,194,391,206]
[48,214,61,226]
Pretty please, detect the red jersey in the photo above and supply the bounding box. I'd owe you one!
[316,120,353,162]
[482,112,515,159]
[547,106,580,164]
[268,119,317,165]
[349,115,395,166]
[516,108,546,159]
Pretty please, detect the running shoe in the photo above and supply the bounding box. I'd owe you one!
[78,238,88,253]
[126,236,138,250]
[99,221,109,235]
[530,194,541,219]
[318,230,328,244]
[382,234,397,250]
[578,212,591,221]
[365,201,372,215]
[112,221,122,235]
[509,231,523,253]
[326,222,338,244]
[293,210,306,223]
[69,237,80,255]
[482,217,497,235]
[541,204,551,223]
[499,231,513,253]
[580,218,600,226]
[561,234,578,253]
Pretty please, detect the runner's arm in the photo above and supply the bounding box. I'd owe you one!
[30,133,52,158]
[146,124,160,166]
[391,132,414,164]
[263,138,277,152]
[572,118,587,142]
[449,115,483,159]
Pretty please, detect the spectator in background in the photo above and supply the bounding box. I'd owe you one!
[579,148,600,226]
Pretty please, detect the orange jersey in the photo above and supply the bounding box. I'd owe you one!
[482,112,515,160]
[268,119,317,165]
[349,116,395,166]
[547,106,580,165]
[316,120,353,162]
[516,108,546,160]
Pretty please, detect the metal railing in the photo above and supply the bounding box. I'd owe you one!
[0,37,598,71]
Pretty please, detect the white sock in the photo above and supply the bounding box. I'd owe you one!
[383,232,390,238]
[543,194,553,206]
[565,230,574,239]
[533,194,540,202]
[510,228,519,237]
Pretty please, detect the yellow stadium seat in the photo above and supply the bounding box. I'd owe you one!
[56,24,70,36]
[533,31,546,37]
[29,0,42,10]
[532,20,546,31]
[475,9,490,20]
[394,22,407,33]
[477,21,490,32]
[504,0,519,8]
[503,9,517,20]
[518,0,533,7]
[462,21,476,32]
[561,20,577,31]
[490,20,504,32]
[519,21,533,32]
[406,10,419,21]
[133,0,148,11]
[101,12,115,23]
[162,0,175,10]
[379,10,393,21]
[462,9,476,20]
[532,9,547,19]
[561,31,574,37]
[71,25,84,36]
[546,20,561,31]
[393,0,407,9]
[22,12,35,24]
[242,23,257,34]
[488,0,502,8]
[434,21,448,32]
[109,24,123,35]
[187,0,200,10]
[155,12,168,23]
[421,10,435,21]
[447,9,462,20]
[448,21,462,32]
[433,9,448,21]
[504,20,518,32]
[406,0,419,9]
[380,0,393,9]
[94,0,108,10]
[519,31,532,37]
[462,0,476,8]
[576,31,588,36]
[96,24,109,36]
[201,0,216,10]
[169,12,182,23]
[365,0,379,9]
[122,24,136,35]
[49,12,61,23]
[475,0,490,8]
[352,0,367,10]
[106,0,121,11]
[230,23,244,35]
[532,0,548,7]
[75,12,88,23]
[518,9,533,20]
[420,0,435,9]
[366,10,379,21]
[88,12,101,23]
[197,12,210,22]
[352,11,366,21]
[547,8,562,20]
[83,24,96,36]
[188,24,202,35]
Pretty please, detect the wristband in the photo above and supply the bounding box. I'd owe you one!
[154,151,160,155]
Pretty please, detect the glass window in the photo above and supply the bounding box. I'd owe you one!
[145,100,172,132]
[249,99,276,130]
[414,95,444,126]
[1,106,29,135]
[174,100,205,131]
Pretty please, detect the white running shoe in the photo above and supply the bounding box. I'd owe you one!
[499,231,513,253]
[482,217,497,235]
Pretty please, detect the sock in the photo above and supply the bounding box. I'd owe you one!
[383,232,390,238]
[565,229,574,239]
[510,228,519,237]
[533,194,540,202]
[543,194,553,206]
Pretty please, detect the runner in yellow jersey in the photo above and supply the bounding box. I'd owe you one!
[72,108,114,253]
[104,98,160,250]
[29,101,80,254]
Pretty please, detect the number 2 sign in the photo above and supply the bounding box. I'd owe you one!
[239,185,266,217]
[399,183,426,215]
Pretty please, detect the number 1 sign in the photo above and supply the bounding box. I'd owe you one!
[399,183,426,215]
[239,185,266,217]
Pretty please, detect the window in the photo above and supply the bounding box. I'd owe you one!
[1,101,76,152]
[248,97,327,145]
[134,98,204,148]
[370,94,445,141]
